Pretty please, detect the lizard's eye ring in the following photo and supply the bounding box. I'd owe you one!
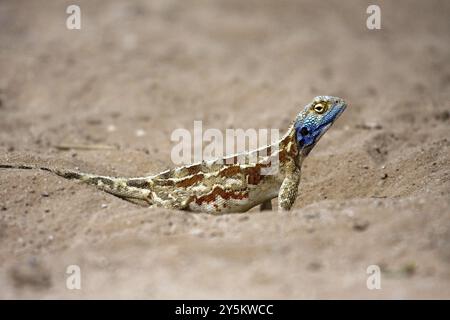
[313,103,326,114]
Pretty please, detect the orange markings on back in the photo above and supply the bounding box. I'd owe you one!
[194,187,248,205]
[219,165,241,178]
[175,173,204,188]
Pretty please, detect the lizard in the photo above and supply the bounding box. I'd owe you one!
[0,96,347,213]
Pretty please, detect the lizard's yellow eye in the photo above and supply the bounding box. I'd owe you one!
[313,103,326,114]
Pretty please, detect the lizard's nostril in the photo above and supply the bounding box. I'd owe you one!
[300,127,309,136]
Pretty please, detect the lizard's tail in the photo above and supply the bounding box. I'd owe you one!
[0,164,87,180]
[0,164,153,206]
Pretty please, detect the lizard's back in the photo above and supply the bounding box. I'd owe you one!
[146,147,284,213]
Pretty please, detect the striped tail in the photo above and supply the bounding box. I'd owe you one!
[0,164,152,206]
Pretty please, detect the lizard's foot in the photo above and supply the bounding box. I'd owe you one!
[260,199,273,211]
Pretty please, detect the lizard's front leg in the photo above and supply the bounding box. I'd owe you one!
[278,165,301,211]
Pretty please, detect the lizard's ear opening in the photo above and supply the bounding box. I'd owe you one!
[295,126,309,149]
[295,124,316,152]
[299,127,309,136]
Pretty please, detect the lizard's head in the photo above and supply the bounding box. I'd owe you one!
[294,96,347,155]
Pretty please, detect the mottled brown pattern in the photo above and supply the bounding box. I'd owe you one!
[175,173,204,188]
[186,164,202,175]
[279,135,298,163]
[126,179,150,188]
[194,186,248,205]
[218,165,241,178]
[244,166,262,185]
[154,179,175,187]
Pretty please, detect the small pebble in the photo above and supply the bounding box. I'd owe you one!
[353,219,370,232]
[107,124,117,132]
[380,173,388,180]
[101,204,108,209]
[135,129,146,137]
[41,192,49,197]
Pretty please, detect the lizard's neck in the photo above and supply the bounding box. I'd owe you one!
[254,124,303,171]
[278,124,303,167]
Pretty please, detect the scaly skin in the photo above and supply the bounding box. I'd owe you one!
[0,96,347,214]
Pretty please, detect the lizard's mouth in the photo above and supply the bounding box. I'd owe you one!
[314,123,332,141]
[313,102,347,142]
[300,124,331,156]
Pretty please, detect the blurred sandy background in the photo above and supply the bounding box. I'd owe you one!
[0,0,449,298]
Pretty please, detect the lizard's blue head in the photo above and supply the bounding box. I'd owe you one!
[294,96,347,154]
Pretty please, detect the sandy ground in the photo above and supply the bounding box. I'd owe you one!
[0,0,449,299]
